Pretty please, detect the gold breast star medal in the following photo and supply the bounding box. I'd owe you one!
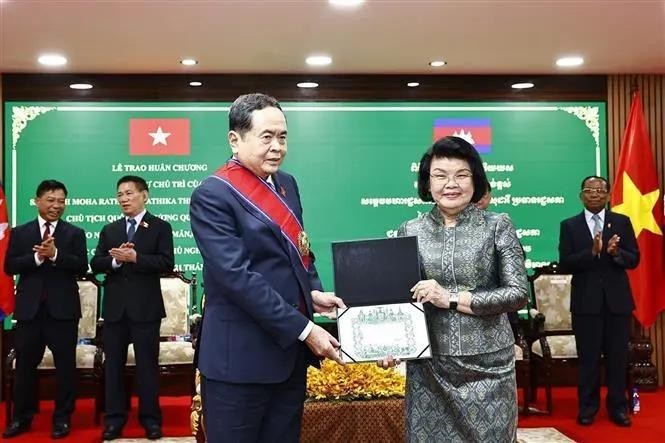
[297,231,310,257]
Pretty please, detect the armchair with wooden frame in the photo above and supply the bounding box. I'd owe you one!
[3,274,104,425]
[104,270,198,405]
[511,315,531,415]
[527,263,577,415]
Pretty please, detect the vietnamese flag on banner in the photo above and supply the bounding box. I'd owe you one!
[0,185,15,320]
[129,118,191,156]
[610,91,665,327]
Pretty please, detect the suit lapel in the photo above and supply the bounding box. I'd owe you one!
[271,174,288,199]
[52,219,66,239]
[603,210,615,242]
[112,217,128,244]
[31,219,42,243]
[574,212,594,246]
[131,212,149,245]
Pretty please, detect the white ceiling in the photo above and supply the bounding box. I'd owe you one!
[1,0,664,75]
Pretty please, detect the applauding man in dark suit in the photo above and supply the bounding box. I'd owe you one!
[559,175,640,427]
[3,180,87,439]
[91,175,174,441]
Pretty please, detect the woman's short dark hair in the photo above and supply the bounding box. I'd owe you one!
[417,136,488,203]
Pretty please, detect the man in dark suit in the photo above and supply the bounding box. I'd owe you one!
[559,175,640,427]
[2,180,87,439]
[190,93,345,443]
[91,175,174,441]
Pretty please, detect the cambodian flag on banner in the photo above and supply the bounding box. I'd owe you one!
[433,118,492,153]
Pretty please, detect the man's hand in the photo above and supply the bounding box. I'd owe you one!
[109,243,137,263]
[592,231,603,256]
[33,237,56,259]
[305,324,344,365]
[311,290,346,319]
[607,234,621,256]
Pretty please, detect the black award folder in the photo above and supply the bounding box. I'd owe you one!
[332,236,431,363]
[331,236,421,307]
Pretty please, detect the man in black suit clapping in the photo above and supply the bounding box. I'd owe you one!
[3,180,87,439]
[559,176,639,428]
[91,175,174,441]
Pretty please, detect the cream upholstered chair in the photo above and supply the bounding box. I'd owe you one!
[124,271,197,394]
[3,274,104,425]
[528,263,576,414]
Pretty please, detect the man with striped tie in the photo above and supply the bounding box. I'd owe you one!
[559,175,639,428]
[91,176,174,440]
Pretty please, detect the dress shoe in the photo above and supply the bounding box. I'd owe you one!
[577,415,594,426]
[145,424,163,440]
[102,424,123,441]
[2,420,31,438]
[51,422,71,439]
[609,412,632,427]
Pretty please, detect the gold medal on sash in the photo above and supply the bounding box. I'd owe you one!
[297,231,310,256]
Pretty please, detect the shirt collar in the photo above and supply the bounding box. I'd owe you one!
[37,215,58,229]
[126,210,147,226]
[584,208,605,224]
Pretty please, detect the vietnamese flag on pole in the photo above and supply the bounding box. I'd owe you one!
[0,185,15,320]
[610,91,665,327]
[129,118,191,156]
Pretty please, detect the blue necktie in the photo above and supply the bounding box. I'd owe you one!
[127,218,137,242]
[592,214,602,237]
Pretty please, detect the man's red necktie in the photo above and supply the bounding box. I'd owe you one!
[40,221,51,301]
[43,221,51,241]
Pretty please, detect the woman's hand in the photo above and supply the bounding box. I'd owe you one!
[376,355,401,369]
[411,279,449,308]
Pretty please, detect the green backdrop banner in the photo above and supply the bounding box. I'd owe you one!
[4,102,607,293]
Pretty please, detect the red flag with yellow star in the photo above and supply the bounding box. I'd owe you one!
[611,91,665,327]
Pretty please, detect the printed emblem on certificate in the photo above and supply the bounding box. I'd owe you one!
[336,302,431,363]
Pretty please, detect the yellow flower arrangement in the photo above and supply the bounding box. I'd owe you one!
[306,360,406,401]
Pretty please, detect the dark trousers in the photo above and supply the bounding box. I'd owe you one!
[572,305,631,417]
[201,346,306,443]
[103,315,161,428]
[13,303,78,425]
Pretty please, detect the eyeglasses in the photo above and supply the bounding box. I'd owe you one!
[582,188,609,196]
[430,172,473,184]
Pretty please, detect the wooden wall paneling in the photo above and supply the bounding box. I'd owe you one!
[2,74,606,102]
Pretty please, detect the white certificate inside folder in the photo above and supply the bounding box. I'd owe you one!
[336,302,431,363]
